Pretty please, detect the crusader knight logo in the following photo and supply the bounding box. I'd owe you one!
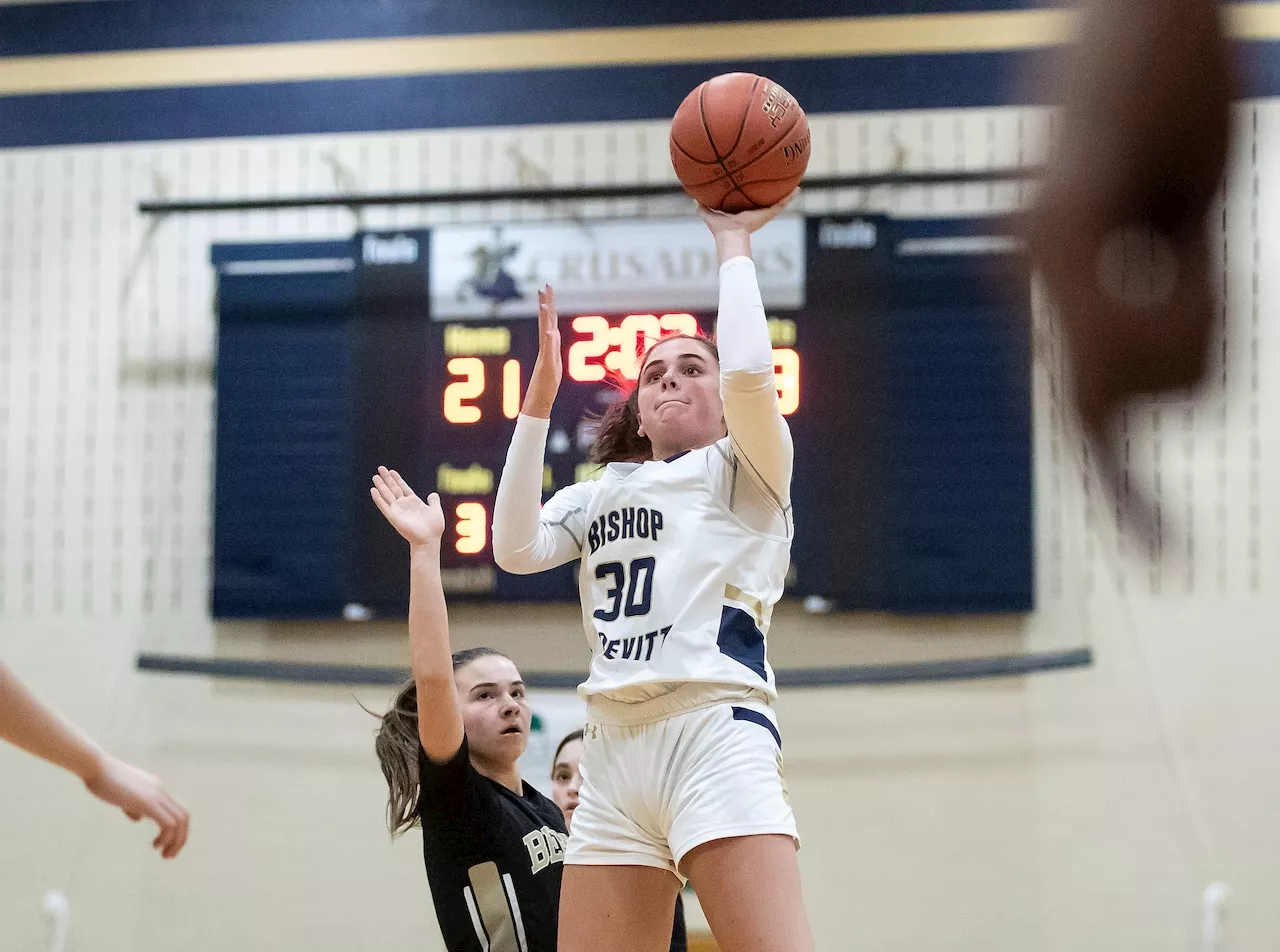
[456,227,524,315]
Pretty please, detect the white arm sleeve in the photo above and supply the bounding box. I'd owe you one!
[716,255,793,503]
[492,415,592,574]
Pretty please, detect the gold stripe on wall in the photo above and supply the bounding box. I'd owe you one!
[0,5,1276,99]
[1228,1,1280,37]
[0,10,1072,96]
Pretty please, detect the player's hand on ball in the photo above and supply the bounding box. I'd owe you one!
[697,188,797,236]
[523,284,562,419]
[370,467,445,547]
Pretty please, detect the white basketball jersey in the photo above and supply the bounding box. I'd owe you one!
[554,437,792,701]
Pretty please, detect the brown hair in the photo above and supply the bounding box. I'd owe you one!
[552,728,584,769]
[372,647,509,837]
[587,334,719,465]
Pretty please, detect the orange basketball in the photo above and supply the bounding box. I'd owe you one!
[669,72,810,212]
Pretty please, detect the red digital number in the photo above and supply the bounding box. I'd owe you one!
[773,348,799,416]
[454,502,488,554]
[567,316,610,382]
[567,313,701,382]
[443,357,484,424]
[502,359,521,419]
[443,357,524,424]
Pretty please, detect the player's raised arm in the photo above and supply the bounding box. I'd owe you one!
[698,196,795,501]
[1024,0,1229,539]
[493,286,590,574]
[520,285,562,421]
[369,467,465,763]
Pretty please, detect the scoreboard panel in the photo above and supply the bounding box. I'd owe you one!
[425,309,802,593]
[212,215,1033,618]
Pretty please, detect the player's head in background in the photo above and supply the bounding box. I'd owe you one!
[550,728,584,828]
[588,334,723,464]
[373,646,530,835]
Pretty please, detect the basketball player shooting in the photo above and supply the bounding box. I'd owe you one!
[492,192,813,952]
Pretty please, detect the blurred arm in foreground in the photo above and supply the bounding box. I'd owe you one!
[1025,0,1234,529]
[0,662,190,858]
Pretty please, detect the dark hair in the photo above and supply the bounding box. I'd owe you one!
[587,334,719,465]
[372,647,509,837]
[552,729,584,769]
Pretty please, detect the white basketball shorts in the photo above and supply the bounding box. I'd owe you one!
[565,698,798,879]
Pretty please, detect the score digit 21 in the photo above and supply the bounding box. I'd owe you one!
[442,313,800,424]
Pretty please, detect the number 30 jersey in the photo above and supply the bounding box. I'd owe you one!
[493,256,793,706]
[496,420,792,703]
[576,439,790,700]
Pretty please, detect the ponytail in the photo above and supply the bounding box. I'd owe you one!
[373,680,420,837]
[587,386,651,463]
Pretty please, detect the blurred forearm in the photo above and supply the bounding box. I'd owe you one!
[0,662,104,782]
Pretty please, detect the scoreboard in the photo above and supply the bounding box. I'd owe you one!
[212,215,1033,618]
[426,310,800,587]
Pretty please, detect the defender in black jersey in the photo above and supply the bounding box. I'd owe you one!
[369,467,566,952]
[418,736,567,951]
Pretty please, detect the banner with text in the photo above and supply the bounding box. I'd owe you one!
[430,217,805,319]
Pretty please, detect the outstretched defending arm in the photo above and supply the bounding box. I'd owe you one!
[369,467,463,763]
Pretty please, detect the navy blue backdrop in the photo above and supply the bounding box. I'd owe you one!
[211,215,1033,618]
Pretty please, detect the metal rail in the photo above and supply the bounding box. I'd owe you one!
[138,167,1039,215]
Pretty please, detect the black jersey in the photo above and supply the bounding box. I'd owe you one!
[417,739,568,952]
[669,893,688,952]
